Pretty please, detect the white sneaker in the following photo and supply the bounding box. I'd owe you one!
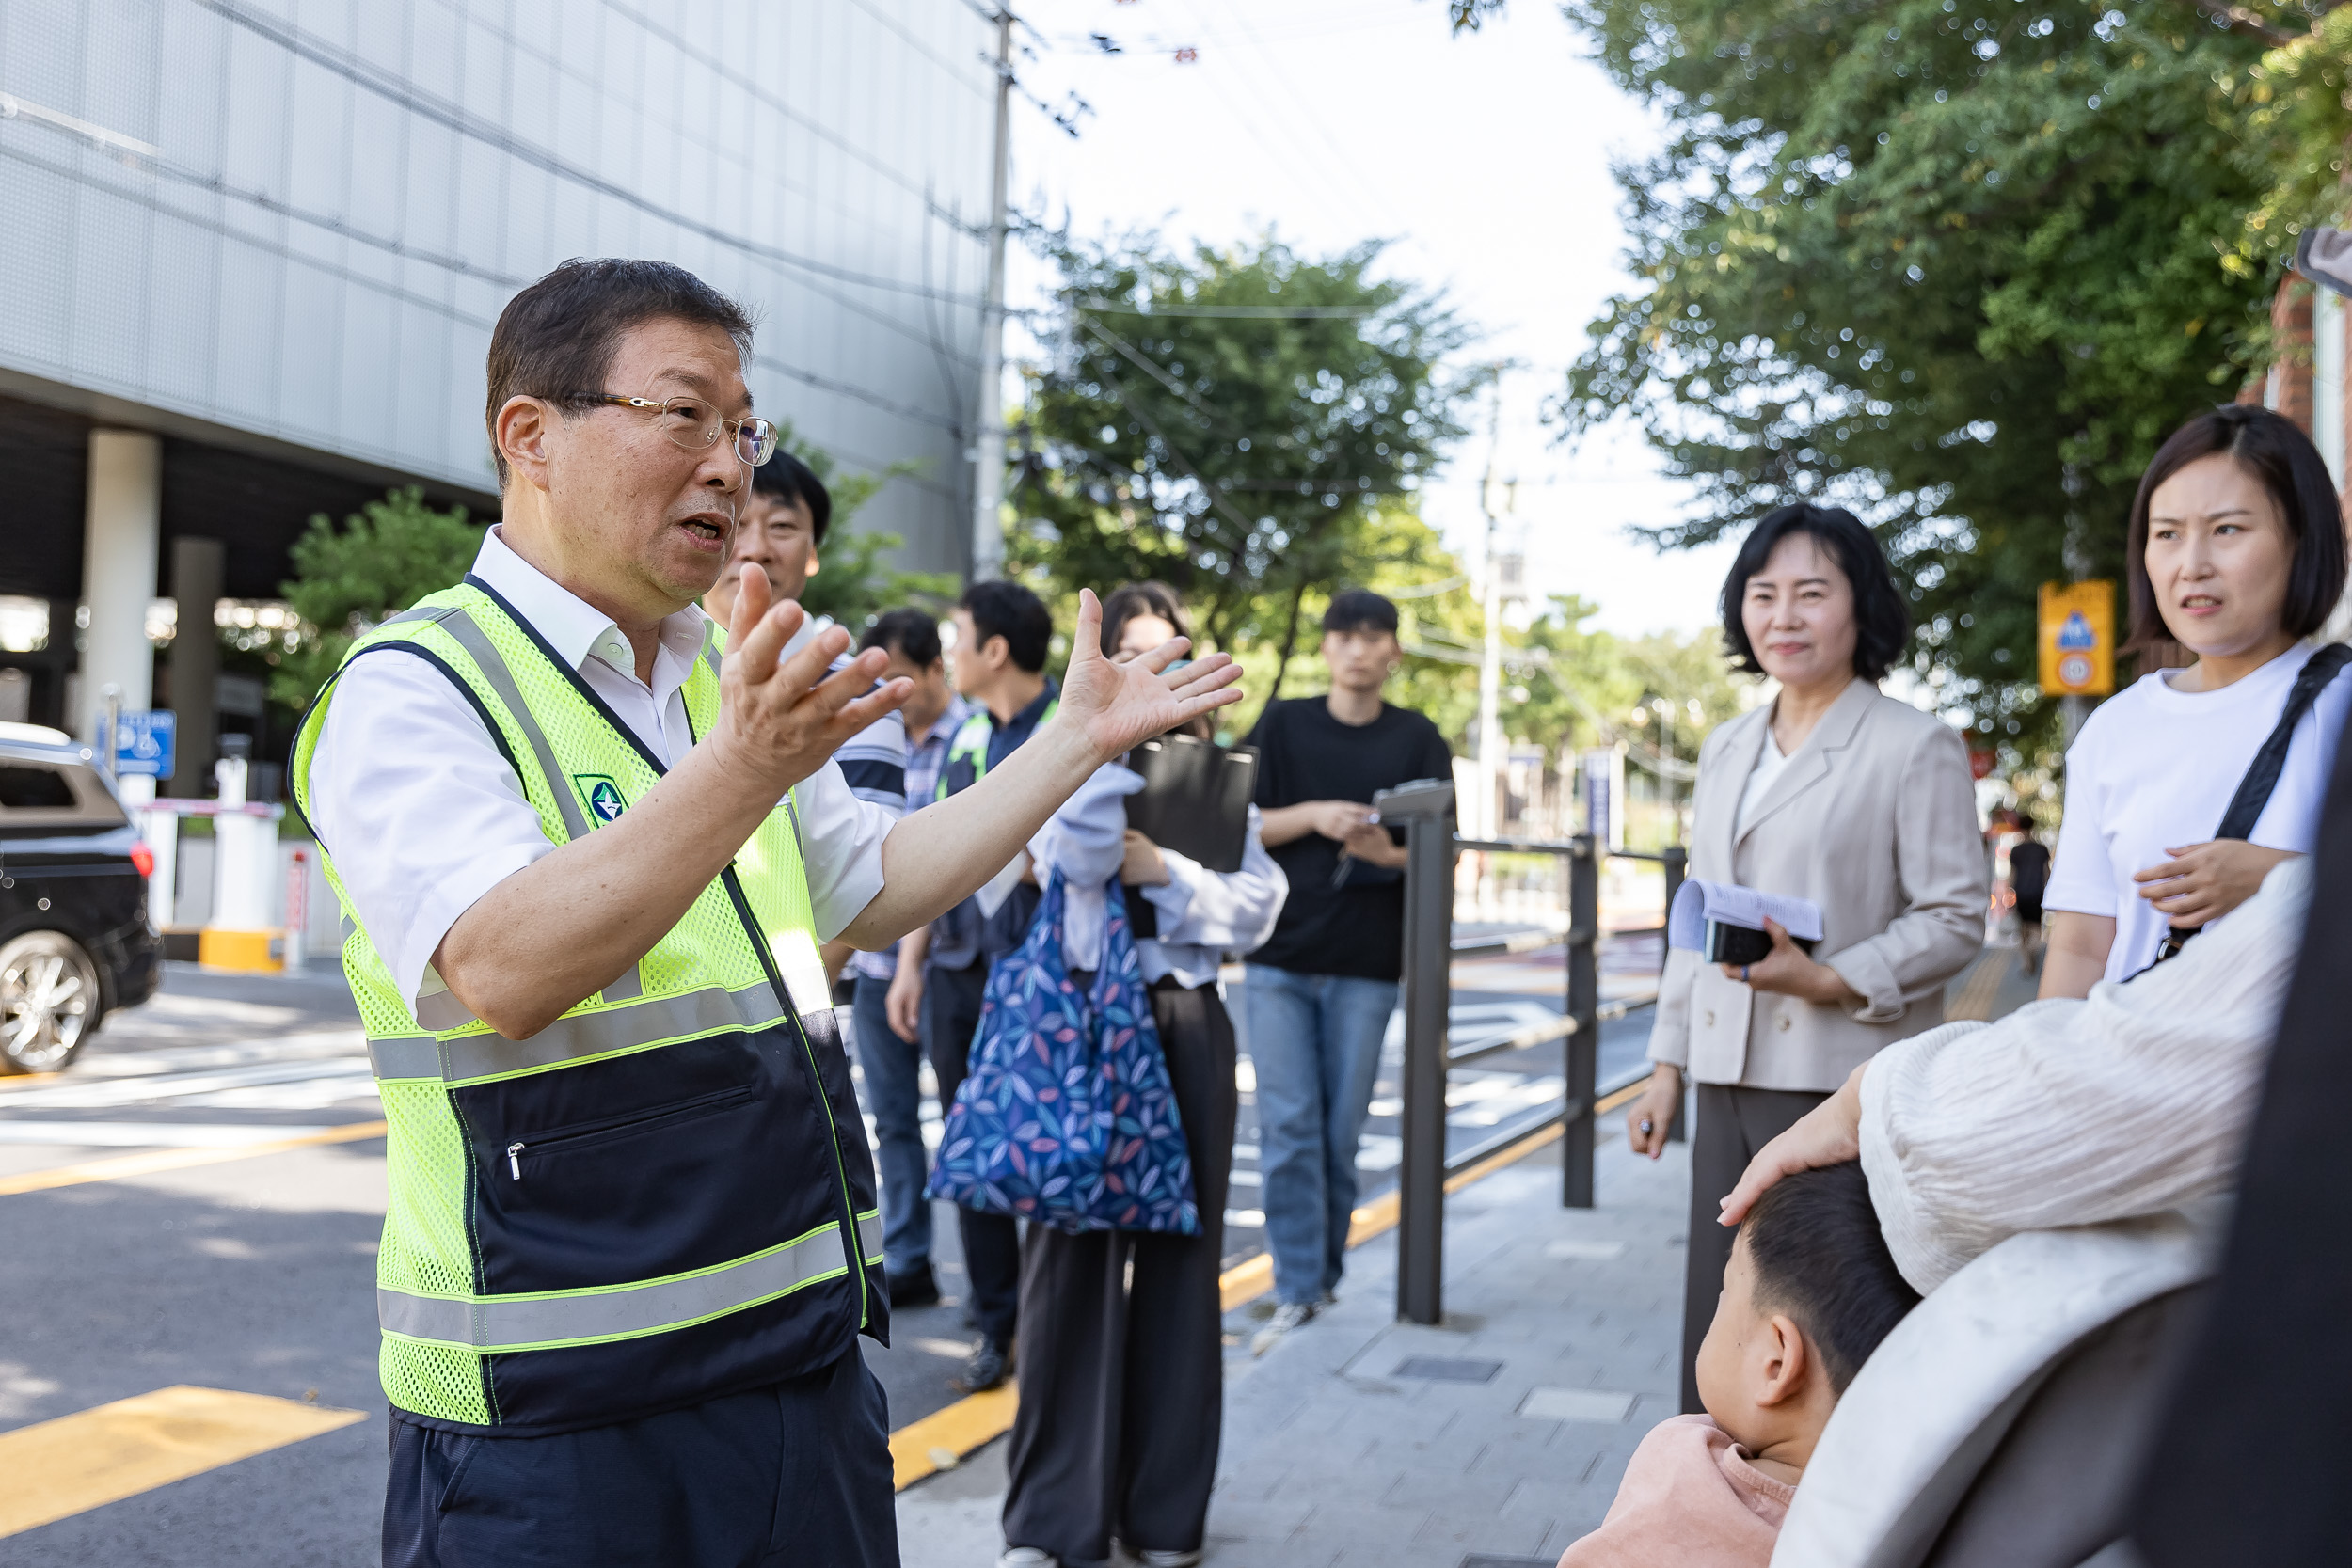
[998,1549,1057,1568]
[1132,1550,1203,1567]
[1250,1299,1316,1356]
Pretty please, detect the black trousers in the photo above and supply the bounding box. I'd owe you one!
[1681,1082,1829,1414]
[381,1352,896,1568]
[924,958,1023,1349]
[1000,981,1238,1564]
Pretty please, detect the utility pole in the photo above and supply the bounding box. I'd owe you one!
[970,8,1015,582]
[1474,384,1511,840]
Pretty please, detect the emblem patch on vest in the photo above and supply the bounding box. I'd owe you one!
[573,774,628,823]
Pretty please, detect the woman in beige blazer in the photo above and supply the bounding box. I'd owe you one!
[1625,503,1986,1412]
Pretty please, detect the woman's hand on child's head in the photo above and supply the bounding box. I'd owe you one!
[1717,1061,1867,1225]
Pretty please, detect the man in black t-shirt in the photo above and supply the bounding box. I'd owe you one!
[2008,811,2052,977]
[1243,589,1453,1353]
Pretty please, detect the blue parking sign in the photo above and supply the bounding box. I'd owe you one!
[114,710,176,778]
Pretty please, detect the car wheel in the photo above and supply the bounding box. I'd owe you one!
[0,931,101,1075]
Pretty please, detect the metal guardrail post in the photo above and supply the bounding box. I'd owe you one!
[1377,777,1456,1327]
[1661,845,1689,1145]
[1564,833,1599,1208]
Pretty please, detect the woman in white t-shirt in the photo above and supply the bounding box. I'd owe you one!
[2042,404,2352,997]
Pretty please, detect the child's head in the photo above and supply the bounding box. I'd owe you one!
[1695,1162,1920,1465]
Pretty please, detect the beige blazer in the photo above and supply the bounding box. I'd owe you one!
[1648,678,1986,1092]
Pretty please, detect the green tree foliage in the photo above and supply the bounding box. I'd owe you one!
[270,487,485,711]
[1556,0,2280,752]
[1010,231,1482,697]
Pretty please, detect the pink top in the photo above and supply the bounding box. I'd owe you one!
[1558,1415,1795,1568]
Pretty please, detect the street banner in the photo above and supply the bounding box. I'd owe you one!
[2038,580,2114,698]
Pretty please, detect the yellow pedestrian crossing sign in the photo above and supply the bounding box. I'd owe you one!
[2038,580,2115,697]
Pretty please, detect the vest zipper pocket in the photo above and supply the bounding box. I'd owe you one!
[502,1084,757,1180]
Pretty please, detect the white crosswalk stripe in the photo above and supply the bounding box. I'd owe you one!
[0,1034,376,1148]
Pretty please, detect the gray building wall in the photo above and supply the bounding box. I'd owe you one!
[0,0,991,571]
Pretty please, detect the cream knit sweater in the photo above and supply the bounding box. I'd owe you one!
[1858,857,2312,1294]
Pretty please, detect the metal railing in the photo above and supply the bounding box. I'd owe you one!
[1377,777,1685,1326]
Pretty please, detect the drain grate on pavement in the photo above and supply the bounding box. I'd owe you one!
[1393,1355,1503,1383]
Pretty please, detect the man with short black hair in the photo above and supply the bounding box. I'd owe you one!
[894,578,1059,1392]
[1244,587,1452,1354]
[294,258,1239,1566]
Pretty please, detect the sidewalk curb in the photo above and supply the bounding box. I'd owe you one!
[889,1086,1647,1494]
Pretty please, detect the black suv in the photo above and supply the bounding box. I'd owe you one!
[0,732,161,1073]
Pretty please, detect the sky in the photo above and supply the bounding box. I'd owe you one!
[997,0,1744,639]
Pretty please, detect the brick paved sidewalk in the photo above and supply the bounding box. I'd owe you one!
[897,1130,1691,1568]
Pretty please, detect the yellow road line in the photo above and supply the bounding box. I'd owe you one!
[894,1116,1575,1492]
[0,1072,62,1093]
[0,1120,388,1197]
[887,1384,1017,1489]
[0,1386,364,1540]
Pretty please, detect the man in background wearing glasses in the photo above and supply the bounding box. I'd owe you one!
[295,258,1241,1568]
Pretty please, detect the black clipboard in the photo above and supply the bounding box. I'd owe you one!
[1123,736,1258,875]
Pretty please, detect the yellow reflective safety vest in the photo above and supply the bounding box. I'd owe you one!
[289,578,883,1434]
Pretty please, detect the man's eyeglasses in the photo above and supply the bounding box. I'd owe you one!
[563,393,780,467]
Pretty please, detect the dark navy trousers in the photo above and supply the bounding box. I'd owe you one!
[383,1352,898,1568]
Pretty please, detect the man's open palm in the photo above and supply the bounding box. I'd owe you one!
[713,568,910,795]
[1058,589,1245,760]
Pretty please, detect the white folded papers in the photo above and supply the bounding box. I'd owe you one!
[1668,878,1825,950]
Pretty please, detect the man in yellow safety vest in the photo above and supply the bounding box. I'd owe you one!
[294,258,1239,1568]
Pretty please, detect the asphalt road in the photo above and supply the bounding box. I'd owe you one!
[0,946,1654,1566]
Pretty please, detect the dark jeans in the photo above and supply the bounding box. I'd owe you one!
[850,974,930,1275]
[1682,1081,1829,1413]
[924,958,1022,1349]
[382,1353,895,1568]
[1001,980,1239,1563]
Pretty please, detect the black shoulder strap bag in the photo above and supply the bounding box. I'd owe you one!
[2132,641,2352,975]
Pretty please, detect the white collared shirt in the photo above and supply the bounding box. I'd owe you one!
[305,528,891,1010]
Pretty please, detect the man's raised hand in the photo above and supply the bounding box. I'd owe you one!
[1058,588,1244,762]
[713,562,911,794]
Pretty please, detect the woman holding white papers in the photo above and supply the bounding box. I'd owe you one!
[1625,503,1986,1412]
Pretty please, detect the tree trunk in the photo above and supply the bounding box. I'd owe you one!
[1268,578,1309,703]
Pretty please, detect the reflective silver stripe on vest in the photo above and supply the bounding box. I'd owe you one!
[377,1222,851,1350]
[368,1035,443,1080]
[363,984,815,1084]
[436,608,595,843]
[857,1212,883,1264]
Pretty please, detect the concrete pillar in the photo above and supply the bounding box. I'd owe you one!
[167,536,223,798]
[78,429,163,745]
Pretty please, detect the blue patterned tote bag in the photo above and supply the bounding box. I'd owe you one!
[925,871,1200,1234]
